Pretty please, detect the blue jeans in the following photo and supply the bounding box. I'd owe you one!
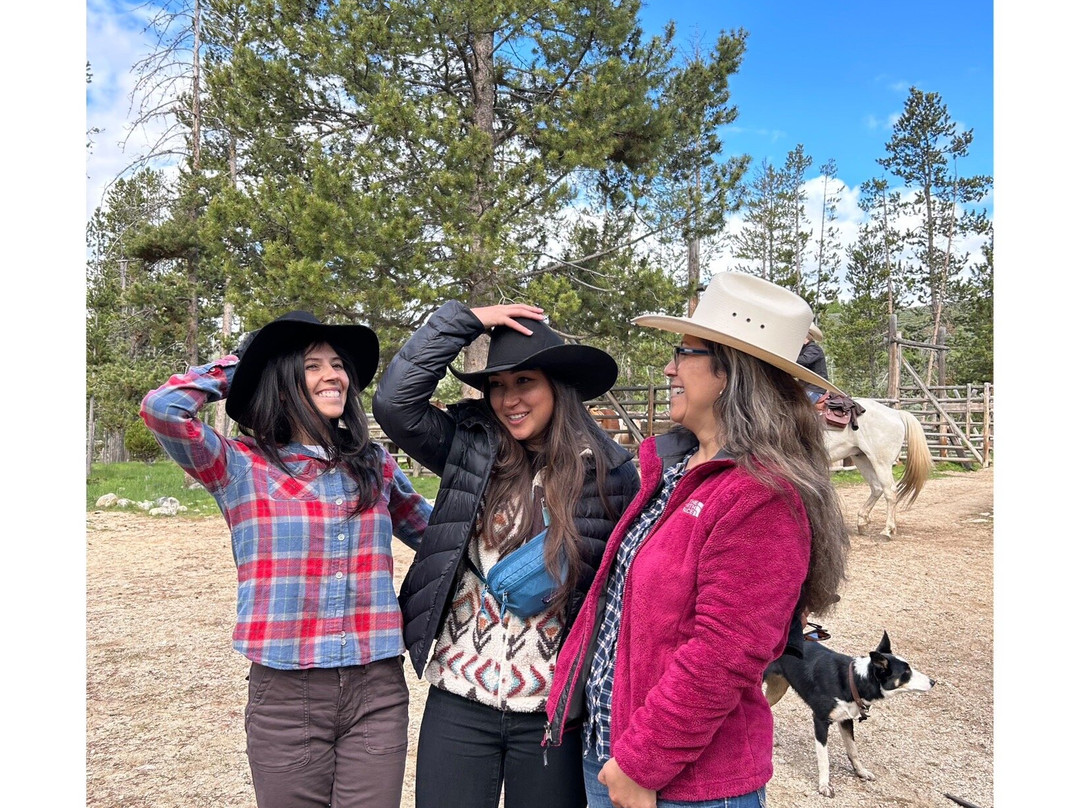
[582,748,766,808]
[415,685,587,808]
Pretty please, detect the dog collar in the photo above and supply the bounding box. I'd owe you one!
[847,659,871,721]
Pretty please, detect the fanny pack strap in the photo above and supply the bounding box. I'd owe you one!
[464,554,487,585]
[463,500,553,619]
[462,553,506,619]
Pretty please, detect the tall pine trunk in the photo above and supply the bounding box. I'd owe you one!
[461,27,497,398]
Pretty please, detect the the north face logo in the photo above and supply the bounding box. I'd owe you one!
[682,499,704,517]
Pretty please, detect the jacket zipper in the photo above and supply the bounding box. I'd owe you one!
[545,453,728,749]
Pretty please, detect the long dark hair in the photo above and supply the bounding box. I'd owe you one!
[480,371,618,615]
[704,342,849,616]
[237,340,382,514]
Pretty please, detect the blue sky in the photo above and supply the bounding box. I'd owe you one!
[84,0,994,229]
[637,1,993,198]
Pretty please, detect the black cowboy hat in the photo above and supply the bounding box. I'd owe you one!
[450,317,618,401]
[225,310,380,428]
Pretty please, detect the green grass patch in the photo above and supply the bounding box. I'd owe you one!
[87,461,221,518]
[407,476,442,500]
[87,461,443,517]
[831,459,980,487]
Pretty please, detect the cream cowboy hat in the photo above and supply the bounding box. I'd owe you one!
[808,322,824,342]
[632,272,844,395]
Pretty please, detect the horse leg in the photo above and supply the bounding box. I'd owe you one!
[864,453,900,538]
[849,453,884,535]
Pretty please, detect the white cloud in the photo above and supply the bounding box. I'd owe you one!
[864,113,886,131]
[86,0,180,221]
[704,172,991,298]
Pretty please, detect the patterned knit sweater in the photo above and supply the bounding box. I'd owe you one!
[425,480,564,713]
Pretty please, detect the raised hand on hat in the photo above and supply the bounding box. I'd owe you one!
[471,303,546,334]
[232,330,258,360]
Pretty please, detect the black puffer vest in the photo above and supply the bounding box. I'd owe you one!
[373,301,640,677]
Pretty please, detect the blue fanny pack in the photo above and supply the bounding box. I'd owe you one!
[465,507,565,619]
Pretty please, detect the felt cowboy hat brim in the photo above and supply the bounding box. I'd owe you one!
[632,272,845,396]
[449,316,618,401]
[225,311,380,427]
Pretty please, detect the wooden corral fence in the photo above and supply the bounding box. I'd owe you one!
[889,381,994,466]
[583,383,993,466]
[85,383,990,479]
[370,380,993,475]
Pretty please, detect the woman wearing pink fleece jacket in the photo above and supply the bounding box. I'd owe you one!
[545,274,850,808]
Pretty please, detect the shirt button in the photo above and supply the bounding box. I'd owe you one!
[329,468,337,474]
[340,632,347,646]
[335,571,344,579]
[335,497,343,505]
[338,533,346,541]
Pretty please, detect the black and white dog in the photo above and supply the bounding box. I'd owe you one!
[763,630,935,798]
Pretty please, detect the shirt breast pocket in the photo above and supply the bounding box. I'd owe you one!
[266,463,320,501]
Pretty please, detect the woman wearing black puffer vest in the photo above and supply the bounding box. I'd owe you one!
[372,300,639,808]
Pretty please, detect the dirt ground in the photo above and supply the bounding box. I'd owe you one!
[86,467,993,808]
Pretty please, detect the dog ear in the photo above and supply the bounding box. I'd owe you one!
[869,651,890,671]
[876,630,891,655]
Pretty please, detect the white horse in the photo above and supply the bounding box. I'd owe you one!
[822,398,934,538]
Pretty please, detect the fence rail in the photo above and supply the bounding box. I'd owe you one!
[371,381,993,474]
[89,382,992,474]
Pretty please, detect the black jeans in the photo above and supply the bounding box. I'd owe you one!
[415,685,587,808]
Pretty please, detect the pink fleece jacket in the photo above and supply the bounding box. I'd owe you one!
[545,432,811,800]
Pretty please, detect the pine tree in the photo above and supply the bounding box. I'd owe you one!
[946,221,993,384]
[199,1,746,370]
[87,171,195,445]
[729,158,788,282]
[779,144,812,292]
[804,158,842,318]
[877,87,992,385]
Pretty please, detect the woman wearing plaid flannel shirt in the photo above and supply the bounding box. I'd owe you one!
[140,311,432,808]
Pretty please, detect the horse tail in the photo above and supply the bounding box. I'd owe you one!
[896,410,933,507]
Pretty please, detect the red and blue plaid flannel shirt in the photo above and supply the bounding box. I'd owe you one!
[140,356,431,670]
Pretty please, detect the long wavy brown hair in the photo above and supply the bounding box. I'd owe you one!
[704,341,849,616]
[480,371,618,616]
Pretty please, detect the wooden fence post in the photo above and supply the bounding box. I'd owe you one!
[647,385,655,436]
[965,383,973,447]
[887,314,899,402]
[86,395,95,479]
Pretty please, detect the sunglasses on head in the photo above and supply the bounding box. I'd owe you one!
[802,622,831,642]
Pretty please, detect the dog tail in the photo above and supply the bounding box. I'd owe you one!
[763,666,789,707]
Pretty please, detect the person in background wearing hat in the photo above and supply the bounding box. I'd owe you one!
[797,322,829,402]
[140,311,432,808]
[372,300,640,808]
[544,273,850,808]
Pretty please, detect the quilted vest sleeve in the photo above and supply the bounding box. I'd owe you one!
[373,301,486,476]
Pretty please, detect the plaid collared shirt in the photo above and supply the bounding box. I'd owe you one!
[582,450,692,761]
[140,356,431,670]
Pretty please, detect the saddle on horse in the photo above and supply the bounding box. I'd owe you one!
[815,392,866,430]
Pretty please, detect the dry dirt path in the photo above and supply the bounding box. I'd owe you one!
[87,467,993,808]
